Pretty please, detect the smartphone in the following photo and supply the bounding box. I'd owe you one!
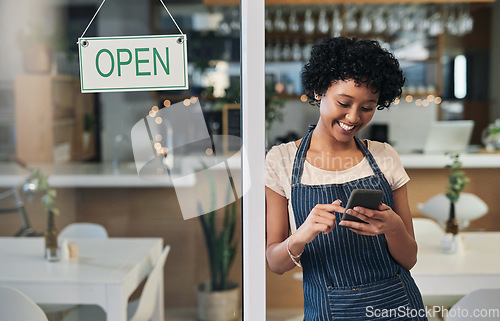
[341,189,384,224]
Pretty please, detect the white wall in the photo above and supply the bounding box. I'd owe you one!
[266,99,318,146]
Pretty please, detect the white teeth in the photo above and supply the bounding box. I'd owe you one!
[338,122,355,131]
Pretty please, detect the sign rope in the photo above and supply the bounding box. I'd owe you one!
[79,0,184,42]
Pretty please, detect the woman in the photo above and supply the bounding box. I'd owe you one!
[265,37,428,320]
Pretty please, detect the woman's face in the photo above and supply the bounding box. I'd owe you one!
[318,79,380,143]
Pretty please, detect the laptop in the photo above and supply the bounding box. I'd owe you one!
[423,120,474,154]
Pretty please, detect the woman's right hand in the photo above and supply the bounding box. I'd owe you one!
[293,199,344,245]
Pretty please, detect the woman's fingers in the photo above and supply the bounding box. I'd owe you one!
[315,200,344,213]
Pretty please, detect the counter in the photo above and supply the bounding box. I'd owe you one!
[399,152,500,169]
[0,152,498,188]
[0,156,241,188]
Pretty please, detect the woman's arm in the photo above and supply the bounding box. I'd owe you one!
[266,187,299,274]
[384,185,418,270]
[266,187,341,275]
[338,184,418,270]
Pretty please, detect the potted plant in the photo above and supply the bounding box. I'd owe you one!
[444,153,470,235]
[438,153,470,254]
[197,168,239,321]
[32,168,60,261]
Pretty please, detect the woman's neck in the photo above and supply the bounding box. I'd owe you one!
[311,121,358,154]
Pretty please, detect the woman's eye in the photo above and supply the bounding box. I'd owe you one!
[337,101,349,107]
[362,107,375,112]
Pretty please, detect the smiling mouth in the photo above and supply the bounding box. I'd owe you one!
[338,121,356,131]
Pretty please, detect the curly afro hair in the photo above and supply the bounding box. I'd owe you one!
[301,37,405,109]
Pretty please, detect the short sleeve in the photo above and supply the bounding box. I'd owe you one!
[382,142,410,190]
[265,145,287,197]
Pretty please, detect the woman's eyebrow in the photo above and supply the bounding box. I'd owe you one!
[338,93,378,103]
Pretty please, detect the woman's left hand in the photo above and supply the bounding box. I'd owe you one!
[338,203,405,236]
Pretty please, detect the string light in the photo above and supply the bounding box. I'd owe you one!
[300,94,308,103]
[398,95,442,107]
[183,99,190,106]
[155,117,162,124]
[163,100,171,107]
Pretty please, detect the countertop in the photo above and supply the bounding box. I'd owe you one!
[0,152,498,188]
[399,152,500,169]
[0,155,241,188]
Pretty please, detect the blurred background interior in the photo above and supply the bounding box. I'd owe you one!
[1,0,500,320]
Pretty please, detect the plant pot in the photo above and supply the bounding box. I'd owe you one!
[197,281,239,321]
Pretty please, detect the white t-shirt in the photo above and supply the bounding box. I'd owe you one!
[265,140,410,232]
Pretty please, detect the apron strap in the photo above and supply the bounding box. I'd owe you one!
[354,137,383,176]
[292,129,384,185]
[291,129,313,185]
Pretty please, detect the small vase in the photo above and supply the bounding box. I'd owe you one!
[445,202,459,235]
[45,210,60,262]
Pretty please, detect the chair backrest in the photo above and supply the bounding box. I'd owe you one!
[445,289,500,320]
[0,286,49,321]
[59,223,108,240]
[129,245,171,321]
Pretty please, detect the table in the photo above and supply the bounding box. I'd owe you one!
[0,237,163,321]
[411,219,500,299]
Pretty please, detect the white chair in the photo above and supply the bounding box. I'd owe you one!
[41,222,109,319]
[58,222,109,240]
[417,193,489,230]
[445,289,500,320]
[62,245,171,321]
[412,217,445,237]
[0,286,49,321]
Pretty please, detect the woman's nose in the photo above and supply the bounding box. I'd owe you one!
[345,108,360,123]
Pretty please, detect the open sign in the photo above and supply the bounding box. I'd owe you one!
[78,35,188,93]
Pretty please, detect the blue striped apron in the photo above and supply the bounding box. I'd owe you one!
[291,127,427,321]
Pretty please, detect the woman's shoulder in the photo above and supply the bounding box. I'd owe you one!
[266,141,298,160]
[365,139,400,158]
